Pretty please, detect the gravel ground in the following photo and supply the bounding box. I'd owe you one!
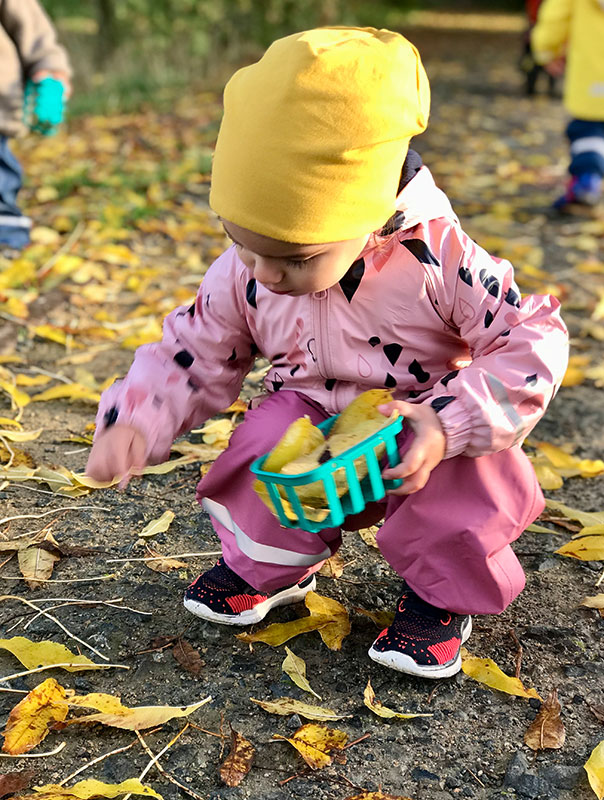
[1,17,603,800]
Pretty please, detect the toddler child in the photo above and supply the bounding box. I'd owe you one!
[532,0,604,208]
[0,0,71,250]
[86,28,568,679]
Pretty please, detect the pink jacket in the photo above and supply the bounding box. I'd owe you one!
[95,167,568,464]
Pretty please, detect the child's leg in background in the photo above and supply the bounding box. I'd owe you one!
[196,391,343,592]
[557,119,604,206]
[377,427,544,616]
[0,136,31,249]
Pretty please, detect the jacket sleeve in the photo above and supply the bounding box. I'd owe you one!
[421,223,569,459]
[94,248,256,464]
[0,0,72,77]
[530,0,572,63]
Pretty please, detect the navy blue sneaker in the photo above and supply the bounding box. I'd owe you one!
[554,173,602,210]
[369,584,472,678]
[184,558,316,626]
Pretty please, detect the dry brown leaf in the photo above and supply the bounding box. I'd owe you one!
[587,702,604,723]
[318,554,345,579]
[273,722,348,770]
[18,536,61,588]
[250,696,346,721]
[219,727,255,787]
[524,688,565,750]
[2,677,68,754]
[0,770,34,798]
[172,638,204,677]
[143,545,187,573]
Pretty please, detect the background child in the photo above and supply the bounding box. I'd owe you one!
[532,0,604,208]
[520,0,558,97]
[86,28,569,679]
[0,0,71,250]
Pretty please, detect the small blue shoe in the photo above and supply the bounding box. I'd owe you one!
[554,174,602,210]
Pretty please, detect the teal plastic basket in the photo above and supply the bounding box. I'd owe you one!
[250,413,403,533]
[23,78,65,136]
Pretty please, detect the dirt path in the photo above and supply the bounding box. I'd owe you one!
[1,17,603,800]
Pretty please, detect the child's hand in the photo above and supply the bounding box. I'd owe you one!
[32,70,72,99]
[86,424,147,488]
[544,57,565,78]
[378,400,446,495]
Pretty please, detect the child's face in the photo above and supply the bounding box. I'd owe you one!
[222,220,370,296]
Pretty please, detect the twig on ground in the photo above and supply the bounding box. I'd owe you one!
[0,505,111,526]
[596,568,604,587]
[0,687,28,694]
[187,722,224,739]
[0,594,111,660]
[0,741,66,758]
[0,575,116,583]
[467,768,486,788]
[58,740,138,785]
[508,628,523,679]
[219,711,226,760]
[427,685,441,704]
[1,661,129,682]
[0,435,16,469]
[107,551,222,563]
[23,597,151,629]
[342,733,371,750]
[131,726,204,800]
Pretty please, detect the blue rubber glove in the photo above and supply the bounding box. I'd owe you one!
[23,77,66,136]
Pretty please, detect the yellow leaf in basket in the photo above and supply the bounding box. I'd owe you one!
[262,416,325,473]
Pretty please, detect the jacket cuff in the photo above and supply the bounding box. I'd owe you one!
[430,397,474,459]
[95,383,175,464]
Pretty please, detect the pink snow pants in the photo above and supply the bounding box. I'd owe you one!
[196,391,544,615]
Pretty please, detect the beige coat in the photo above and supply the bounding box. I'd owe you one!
[0,0,71,136]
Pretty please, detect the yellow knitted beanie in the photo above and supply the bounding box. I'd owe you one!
[209,27,430,244]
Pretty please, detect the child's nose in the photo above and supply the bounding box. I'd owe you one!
[252,257,284,286]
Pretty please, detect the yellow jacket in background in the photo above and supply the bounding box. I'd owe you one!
[532,0,604,120]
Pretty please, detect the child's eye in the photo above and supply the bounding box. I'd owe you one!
[287,256,315,269]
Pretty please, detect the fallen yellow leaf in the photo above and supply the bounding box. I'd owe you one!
[31,383,101,404]
[585,740,604,800]
[461,649,541,699]
[282,647,322,700]
[0,636,101,672]
[139,511,175,538]
[305,591,351,651]
[26,778,161,800]
[273,723,348,770]
[2,678,68,754]
[236,616,334,647]
[580,595,604,609]
[250,697,346,721]
[363,679,433,720]
[0,379,31,409]
[66,694,211,730]
[0,427,42,442]
[556,536,604,561]
[545,499,604,527]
